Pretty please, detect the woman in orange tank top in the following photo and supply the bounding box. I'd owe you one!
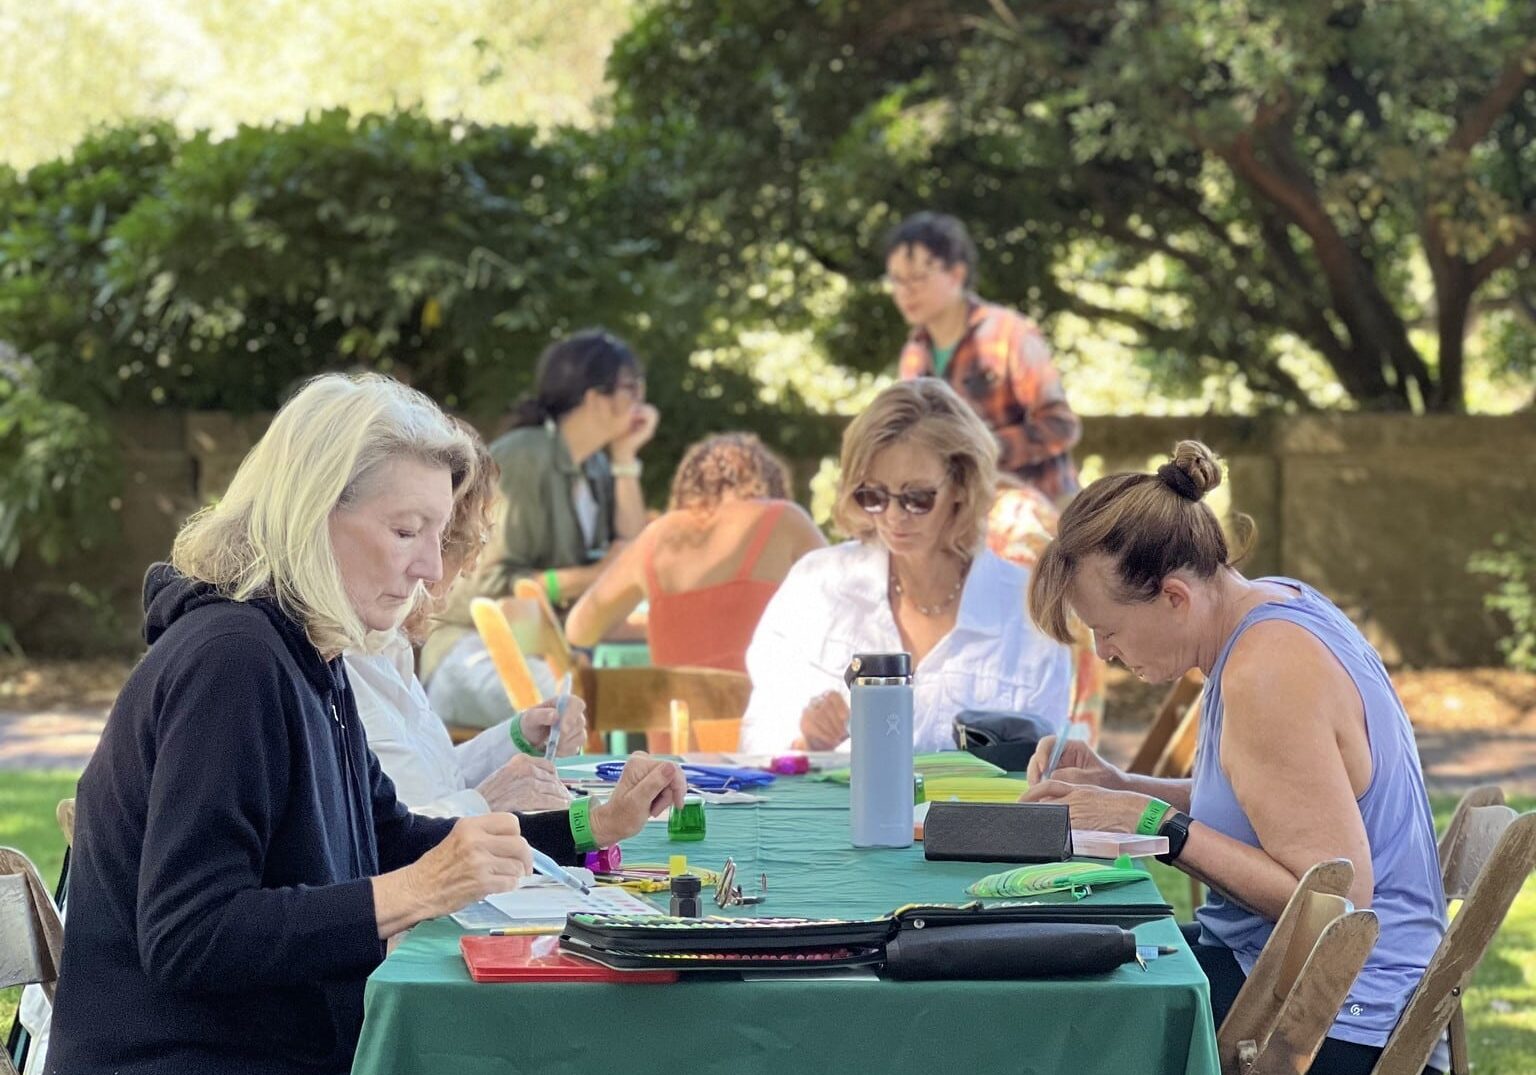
[565,433,826,672]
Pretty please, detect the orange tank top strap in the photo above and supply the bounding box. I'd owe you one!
[734,502,788,580]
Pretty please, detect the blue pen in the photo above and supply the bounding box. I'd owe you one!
[545,671,573,762]
[530,847,591,895]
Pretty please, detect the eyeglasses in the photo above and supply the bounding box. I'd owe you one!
[852,483,944,516]
[610,376,645,399]
[880,270,941,294]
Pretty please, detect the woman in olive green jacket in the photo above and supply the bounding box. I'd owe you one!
[423,330,658,728]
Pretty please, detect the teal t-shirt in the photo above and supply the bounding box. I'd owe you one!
[932,342,957,378]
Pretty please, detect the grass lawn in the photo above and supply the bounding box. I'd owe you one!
[2,776,1533,1071]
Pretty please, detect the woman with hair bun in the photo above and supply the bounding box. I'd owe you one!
[422,329,657,727]
[1021,441,1446,1075]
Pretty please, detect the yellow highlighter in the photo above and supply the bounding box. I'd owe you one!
[469,597,542,711]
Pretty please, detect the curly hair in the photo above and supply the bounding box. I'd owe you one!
[442,417,500,575]
[668,433,791,511]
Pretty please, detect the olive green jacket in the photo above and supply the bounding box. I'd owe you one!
[420,423,616,682]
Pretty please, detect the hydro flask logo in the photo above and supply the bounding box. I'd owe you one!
[885,713,900,736]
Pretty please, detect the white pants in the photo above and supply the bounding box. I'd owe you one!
[425,632,557,730]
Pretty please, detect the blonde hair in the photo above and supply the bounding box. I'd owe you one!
[668,432,790,511]
[1028,440,1255,644]
[832,379,998,561]
[172,373,476,655]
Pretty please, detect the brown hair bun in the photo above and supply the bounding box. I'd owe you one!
[1158,440,1222,501]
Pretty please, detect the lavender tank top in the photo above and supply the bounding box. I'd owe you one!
[1192,578,1446,1063]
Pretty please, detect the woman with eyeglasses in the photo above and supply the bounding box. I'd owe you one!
[738,379,1074,754]
[886,211,1081,503]
[421,329,657,729]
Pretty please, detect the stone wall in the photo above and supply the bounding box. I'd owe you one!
[3,410,1533,665]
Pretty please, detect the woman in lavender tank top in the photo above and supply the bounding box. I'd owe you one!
[1020,441,1445,1075]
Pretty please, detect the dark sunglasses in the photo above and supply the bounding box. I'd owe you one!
[852,484,942,516]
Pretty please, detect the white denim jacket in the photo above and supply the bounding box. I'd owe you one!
[739,541,1072,754]
[345,632,518,817]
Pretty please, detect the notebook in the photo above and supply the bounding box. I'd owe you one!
[461,933,678,983]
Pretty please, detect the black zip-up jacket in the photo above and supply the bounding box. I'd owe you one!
[47,565,578,1074]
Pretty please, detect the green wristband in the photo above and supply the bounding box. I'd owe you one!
[508,714,541,757]
[544,568,562,607]
[1137,798,1172,837]
[569,795,599,852]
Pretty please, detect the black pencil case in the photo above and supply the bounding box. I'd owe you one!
[922,801,1072,863]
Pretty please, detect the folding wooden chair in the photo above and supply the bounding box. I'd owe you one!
[1217,859,1380,1075]
[0,848,65,1075]
[1372,794,1536,1075]
[1127,669,1204,779]
[574,666,751,754]
[441,592,579,747]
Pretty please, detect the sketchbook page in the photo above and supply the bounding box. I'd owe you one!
[484,880,661,924]
[1071,830,1169,859]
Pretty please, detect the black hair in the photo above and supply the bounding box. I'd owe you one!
[507,329,642,429]
[883,212,978,286]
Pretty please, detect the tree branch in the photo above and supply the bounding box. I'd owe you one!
[1472,217,1536,287]
[1448,40,1536,154]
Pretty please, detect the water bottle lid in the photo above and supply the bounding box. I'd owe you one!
[845,652,912,686]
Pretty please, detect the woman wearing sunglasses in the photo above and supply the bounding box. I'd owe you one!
[738,379,1074,754]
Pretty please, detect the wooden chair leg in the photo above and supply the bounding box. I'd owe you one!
[1447,1000,1470,1075]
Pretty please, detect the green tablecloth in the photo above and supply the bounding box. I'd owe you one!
[591,640,652,668]
[354,772,1220,1075]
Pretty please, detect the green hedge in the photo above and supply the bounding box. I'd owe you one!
[0,111,840,642]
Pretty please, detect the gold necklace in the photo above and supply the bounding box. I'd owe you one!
[890,567,965,617]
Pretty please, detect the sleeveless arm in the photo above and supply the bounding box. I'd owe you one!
[564,524,650,647]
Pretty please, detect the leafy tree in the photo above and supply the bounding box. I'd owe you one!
[608,0,1536,412]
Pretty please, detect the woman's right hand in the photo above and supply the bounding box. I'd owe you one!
[1026,734,1124,790]
[476,754,570,812]
[376,813,534,933]
[798,690,851,751]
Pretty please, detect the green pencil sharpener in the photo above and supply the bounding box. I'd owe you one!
[668,794,706,842]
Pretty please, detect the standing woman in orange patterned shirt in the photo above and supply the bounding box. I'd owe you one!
[886,211,1082,503]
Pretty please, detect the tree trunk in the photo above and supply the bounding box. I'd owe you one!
[1433,275,1473,413]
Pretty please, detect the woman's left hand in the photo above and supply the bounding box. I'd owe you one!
[1021,779,1151,834]
[518,695,588,757]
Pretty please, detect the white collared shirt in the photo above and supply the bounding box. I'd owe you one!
[345,632,519,817]
[739,541,1072,754]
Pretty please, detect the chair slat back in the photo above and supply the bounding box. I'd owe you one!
[1441,805,1519,902]
[509,581,577,680]
[1437,785,1504,882]
[1272,890,1351,1003]
[1374,811,1536,1075]
[0,848,63,1003]
[1218,859,1358,1075]
[1127,670,1203,775]
[583,666,752,737]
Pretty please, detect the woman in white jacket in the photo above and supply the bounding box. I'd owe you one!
[739,379,1072,755]
[345,420,584,816]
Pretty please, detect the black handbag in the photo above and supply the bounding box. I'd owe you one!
[952,710,1054,772]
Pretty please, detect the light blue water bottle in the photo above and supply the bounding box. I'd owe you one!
[847,652,914,849]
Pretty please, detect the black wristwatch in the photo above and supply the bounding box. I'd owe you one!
[1156,810,1192,864]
